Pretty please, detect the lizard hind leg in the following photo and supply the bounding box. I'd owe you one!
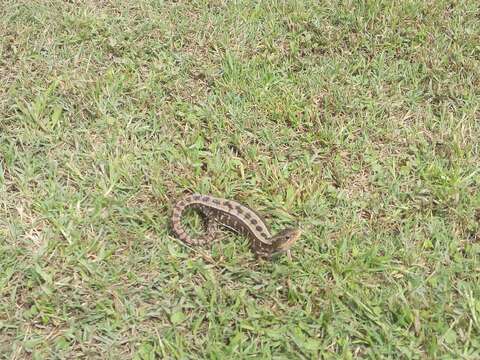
[187,213,220,246]
[202,217,220,244]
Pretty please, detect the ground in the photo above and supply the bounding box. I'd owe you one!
[1,0,479,358]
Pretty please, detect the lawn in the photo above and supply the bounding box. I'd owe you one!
[1,0,479,358]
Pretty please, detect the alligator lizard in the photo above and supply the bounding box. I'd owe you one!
[171,194,301,258]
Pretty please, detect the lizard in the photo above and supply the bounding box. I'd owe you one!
[171,193,301,259]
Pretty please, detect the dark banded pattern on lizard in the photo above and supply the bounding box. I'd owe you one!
[171,194,301,258]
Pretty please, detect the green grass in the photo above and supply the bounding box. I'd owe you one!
[1,0,479,358]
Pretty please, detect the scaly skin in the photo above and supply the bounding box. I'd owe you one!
[171,194,301,258]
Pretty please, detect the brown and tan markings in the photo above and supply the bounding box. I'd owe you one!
[171,194,301,258]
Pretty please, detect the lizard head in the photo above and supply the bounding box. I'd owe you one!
[270,228,301,254]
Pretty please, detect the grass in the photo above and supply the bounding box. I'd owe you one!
[1,0,479,358]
